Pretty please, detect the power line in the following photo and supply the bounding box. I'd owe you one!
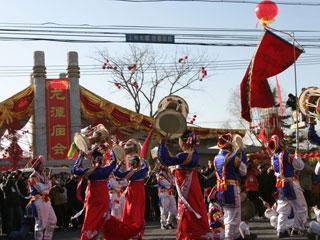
[0,23,319,34]
[0,55,318,69]
[1,25,320,38]
[0,55,318,78]
[0,23,319,48]
[0,36,319,49]
[111,0,320,6]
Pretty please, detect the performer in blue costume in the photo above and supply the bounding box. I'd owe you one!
[268,135,306,238]
[213,133,247,240]
[72,149,117,240]
[103,139,149,240]
[158,130,212,240]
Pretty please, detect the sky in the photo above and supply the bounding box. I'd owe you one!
[0,0,319,131]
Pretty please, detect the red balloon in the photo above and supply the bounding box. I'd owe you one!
[255,0,278,25]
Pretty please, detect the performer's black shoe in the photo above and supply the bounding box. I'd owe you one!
[290,228,306,236]
[167,224,175,229]
[160,224,168,230]
[234,233,258,240]
[277,231,290,238]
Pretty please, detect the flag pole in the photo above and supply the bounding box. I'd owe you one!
[292,32,299,153]
[266,26,304,153]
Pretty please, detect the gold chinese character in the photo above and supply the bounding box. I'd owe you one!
[52,143,67,155]
[49,89,65,100]
[51,124,66,136]
[50,107,65,118]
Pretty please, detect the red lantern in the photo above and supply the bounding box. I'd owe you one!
[255,0,278,26]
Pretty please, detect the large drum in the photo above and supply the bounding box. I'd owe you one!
[298,87,320,121]
[232,134,244,151]
[73,124,109,153]
[154,95,189,139]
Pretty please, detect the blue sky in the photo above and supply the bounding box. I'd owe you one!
[0,0,319,129]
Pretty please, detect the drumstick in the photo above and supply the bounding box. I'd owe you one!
[144,164,159,185]
[207,185,216,202]
[258,196,270,208]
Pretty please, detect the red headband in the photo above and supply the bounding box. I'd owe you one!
[217,133,232,149]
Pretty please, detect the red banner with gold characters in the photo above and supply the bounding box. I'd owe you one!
[45,79,70,160]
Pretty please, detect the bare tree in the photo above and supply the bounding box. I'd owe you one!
[97,45,209,117]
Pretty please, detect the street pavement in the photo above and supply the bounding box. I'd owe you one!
[53,219,310,240]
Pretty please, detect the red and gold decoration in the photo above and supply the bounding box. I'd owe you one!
[80,86,245,139]
[0,86,34,137]
[255,0,278,27]
[301,152,320,164]
[45,79,71,160]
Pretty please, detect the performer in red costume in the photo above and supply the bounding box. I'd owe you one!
[103,139,149,240]
[158,130,213,240]
[72,149,117,240]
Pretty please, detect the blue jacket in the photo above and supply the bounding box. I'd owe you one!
[71,150,116,181]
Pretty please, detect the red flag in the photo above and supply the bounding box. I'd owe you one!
[240,30,303,122]
[140,129,155,160]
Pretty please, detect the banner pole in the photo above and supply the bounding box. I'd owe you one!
[293,32,299,153]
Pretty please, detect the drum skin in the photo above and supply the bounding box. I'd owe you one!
[154,95,189,139]
[74,133,89,153]
[155,109,187,139]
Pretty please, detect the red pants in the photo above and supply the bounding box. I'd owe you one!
[103,181,145,240]
[80,181,109,240]
[175,169,211,240]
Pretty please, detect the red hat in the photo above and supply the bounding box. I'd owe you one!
[267,135,280,154]
[217,133,232,149]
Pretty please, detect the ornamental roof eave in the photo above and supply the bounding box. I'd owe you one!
[79,85,245,139]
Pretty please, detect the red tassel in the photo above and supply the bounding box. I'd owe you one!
[275,76,284,116]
